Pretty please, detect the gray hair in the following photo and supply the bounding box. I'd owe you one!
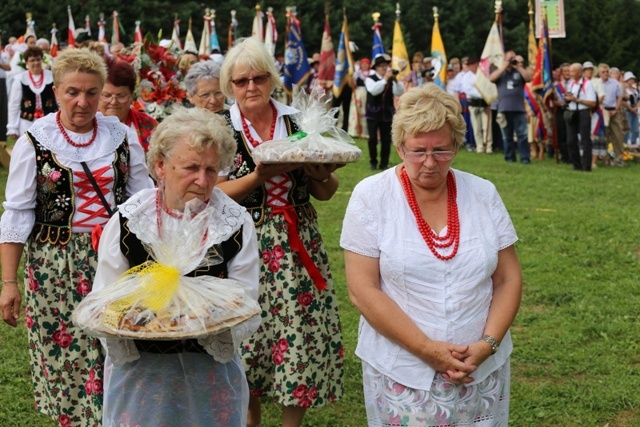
[220,37,282,100]
[146,106,237,180]
[184,60,222,95]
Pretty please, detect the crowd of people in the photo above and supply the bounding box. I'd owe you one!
[1,16,634,425]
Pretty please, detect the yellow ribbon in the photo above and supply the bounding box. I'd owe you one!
[118,261,181,312]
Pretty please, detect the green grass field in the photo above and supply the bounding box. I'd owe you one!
[1,140,639,427]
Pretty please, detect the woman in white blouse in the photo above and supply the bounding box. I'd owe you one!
[0,48,152,425]
[6,46,58,140]
[341,84,522,426]
[93,107,260,426]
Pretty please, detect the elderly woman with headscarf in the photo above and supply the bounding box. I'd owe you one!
[341,84,522,426]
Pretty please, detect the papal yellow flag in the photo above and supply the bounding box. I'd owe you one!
[392,19,410,81]
[527,1,537,68]
[431,8,447,88]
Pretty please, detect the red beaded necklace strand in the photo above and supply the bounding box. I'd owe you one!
[399,166,460,261]
[240,102,277,147]
[28,71,44,89]
[56,111,98,148]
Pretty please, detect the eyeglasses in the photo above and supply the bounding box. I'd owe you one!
[196,90,225,101]
[100,93,131,103]
[231,74,271,88]
[401,146,456,162]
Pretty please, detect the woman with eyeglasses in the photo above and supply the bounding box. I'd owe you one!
[341,84,522,427]
[185,60,227,113]
[99,57,158,152]
[6,46,58,141]
[216,37,344,427]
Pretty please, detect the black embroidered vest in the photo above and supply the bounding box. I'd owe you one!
[365,74,396,122]
[28,132,130,245]
[219,109,315,226]
[20,82,58,121]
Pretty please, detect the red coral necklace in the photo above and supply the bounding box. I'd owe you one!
[240,102,277,148]
[56,111,98,148]
[28,71,44,89]
[399,166,460,260]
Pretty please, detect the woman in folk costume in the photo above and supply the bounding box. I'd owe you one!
[216,37,344,427]
[6,46,58,140]
[0,48,152,426]
[91,107,261,427]
[99,57,158,152]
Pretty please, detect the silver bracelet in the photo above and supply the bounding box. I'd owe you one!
[1,279,18,286]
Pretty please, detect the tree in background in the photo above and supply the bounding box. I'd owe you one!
[1,0,640,72]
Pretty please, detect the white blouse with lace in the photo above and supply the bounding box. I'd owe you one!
[0,112,153,243]
[340,167,518,391]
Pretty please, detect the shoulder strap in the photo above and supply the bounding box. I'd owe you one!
[80,161,114,217]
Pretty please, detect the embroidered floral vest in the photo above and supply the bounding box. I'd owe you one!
[219,109,314,226]
[20,82,58,121]
[28,132,131,245]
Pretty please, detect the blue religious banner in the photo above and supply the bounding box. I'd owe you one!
[283,18,311,94]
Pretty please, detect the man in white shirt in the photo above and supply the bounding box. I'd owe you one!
[459,58,492,153]
[564,63,597,171]
[365,53,404,170]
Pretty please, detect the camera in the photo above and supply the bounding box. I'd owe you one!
[391,69,399,76]
[421,67,435,79]
[510,58,518,66]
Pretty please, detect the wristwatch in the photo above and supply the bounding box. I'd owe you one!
[482,335,499,354]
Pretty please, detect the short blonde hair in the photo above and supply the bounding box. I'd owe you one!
[220,37,282,99]
[392,84,466,149]
[52,48,107,87]
[146,107,237,180]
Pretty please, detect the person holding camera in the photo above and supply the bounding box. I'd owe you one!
[365,53,404,170]
[563,62,597,171]
[490,51,532,163]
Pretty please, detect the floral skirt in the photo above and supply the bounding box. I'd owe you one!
[25,234,103,427]
[241,205,344,407]
[362,361,510,427]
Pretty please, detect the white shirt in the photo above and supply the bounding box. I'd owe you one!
[0,112,153,243]
[340,167,517,390]
[569,78,597,111]
[365,71,404,97]
[459,69,482,99]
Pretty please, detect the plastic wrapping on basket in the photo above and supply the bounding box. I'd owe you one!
[252,86,362,163]
[73,197,261,340]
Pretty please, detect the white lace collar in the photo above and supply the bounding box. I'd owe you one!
[28,112,128,162]
[17,69,54,94]
[119,187,247,250]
